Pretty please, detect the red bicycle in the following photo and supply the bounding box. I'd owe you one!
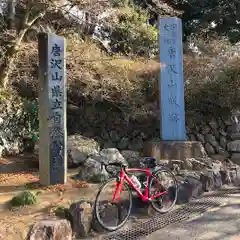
[94,157,178,231]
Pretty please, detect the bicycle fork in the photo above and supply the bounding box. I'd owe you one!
[112,176,124,202]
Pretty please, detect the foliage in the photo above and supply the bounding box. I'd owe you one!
[109,7,158,56]
[0,0,239,126]
[9,191,37,207]
[184,41,240,121]
[167,0,240,43]
[112,0,129,7]
[54,206,72,222]
[23,99,39,141]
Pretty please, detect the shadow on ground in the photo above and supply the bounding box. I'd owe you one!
[144,202,240,240]
[93,187,240,240]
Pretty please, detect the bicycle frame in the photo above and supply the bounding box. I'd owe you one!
[112,168,167,202]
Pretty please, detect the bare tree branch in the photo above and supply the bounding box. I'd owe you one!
[0,0,50,88]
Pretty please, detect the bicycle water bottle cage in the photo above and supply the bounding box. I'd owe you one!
[142,157,157,168]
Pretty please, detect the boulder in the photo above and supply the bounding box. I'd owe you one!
[219,169,231,185]
[100,148,128,165]
[34,135,100,167]
[78,155,109,182]
[166,159,183,172]
[227,140,240,152]
[200,125,211,135]
[196,133,205,143]
[216,147,229,157]
[69,200,93,238]
[205,134,218,147]
[224,159,240,185]
[205,143,215,155]
[184,157,216,171]
[67,135,100,167]
[185,158,208,170]
[219,129,227,137]
[117,137,130,150]
[121,150,141,167]
[230,153,240,164]
[129,136,144,151]
[228,122,240,133]
[27,219,72,240]
[176,173,203,204]
[230,132,240,140]
[219,136,227,149]
[78,148,128,182]
[109,130,120,143]
[211,154,228,161]
[200,169,222,192]
[229,167,240,186]
[209,120,218,129]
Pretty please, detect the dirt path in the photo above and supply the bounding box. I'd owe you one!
[0,155,178,240]
[0,155,100,240]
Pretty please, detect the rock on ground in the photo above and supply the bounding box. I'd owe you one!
[230,153,240,165]
[34,134,100,167]
[69,200,93,238]
[78,148,128,182]
[27,219,72,240]
[227,140,240,152]
[176,172,204,204]
[174,156,240,204]
[78,154,108,182]
[100,148,128,165]
[67,135,100,167]
[200,168,222,192]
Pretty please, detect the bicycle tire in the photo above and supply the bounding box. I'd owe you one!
[94,178,133,231]
[149,168,178,213]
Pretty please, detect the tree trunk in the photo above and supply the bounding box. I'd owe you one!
[7,0,15,30]
[0,8,47,88]
[0,28,27,88]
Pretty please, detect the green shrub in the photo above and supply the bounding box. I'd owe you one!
[110,7,158,56]
[9,191,37,207]
[185,56,240,121]
[112,0,128,7]
[54,206,72,222]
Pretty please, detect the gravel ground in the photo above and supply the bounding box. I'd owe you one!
[145,191,240,240]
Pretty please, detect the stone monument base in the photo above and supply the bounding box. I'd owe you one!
[142,140,207,163]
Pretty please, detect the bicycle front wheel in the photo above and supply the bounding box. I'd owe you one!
[149,168,178,213]
[94,178,132,231]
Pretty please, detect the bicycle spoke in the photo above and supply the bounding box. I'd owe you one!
[149,169,178,213]
[94,178,132,231]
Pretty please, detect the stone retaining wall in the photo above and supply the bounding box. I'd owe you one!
[0,97,240,166]
[67,103,240,165]
[186,118,240,164]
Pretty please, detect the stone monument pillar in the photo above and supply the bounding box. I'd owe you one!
[159,17,186,141]
[143,17,205,163]
[38,33,67,185]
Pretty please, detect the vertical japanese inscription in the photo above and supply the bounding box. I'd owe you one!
[48,36,66,184]
[159,18,186,140]
[38,33,66,186]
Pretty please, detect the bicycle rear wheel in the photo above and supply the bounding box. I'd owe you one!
[94,178,132,231]
[149,168,178,213]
